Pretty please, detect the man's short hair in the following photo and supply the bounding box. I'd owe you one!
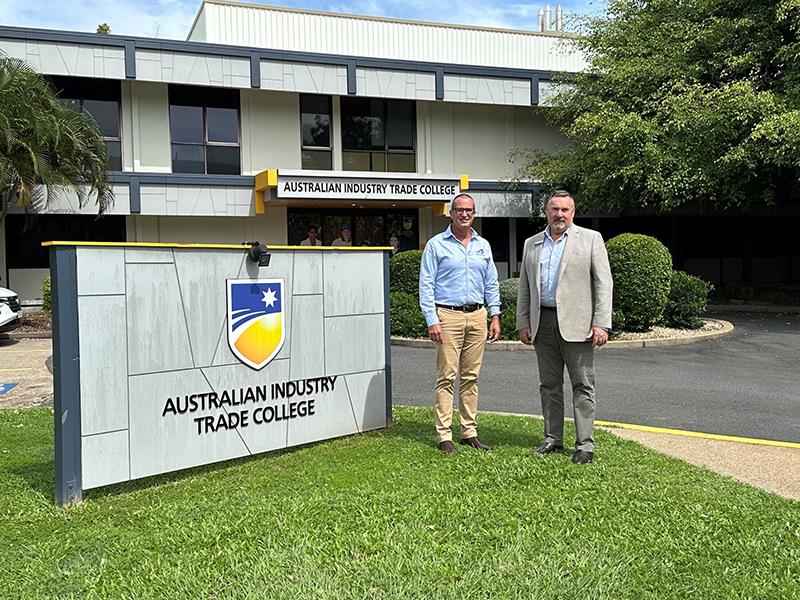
[545,190,575,209]
[451,193,475,210]
[307,224,319,233]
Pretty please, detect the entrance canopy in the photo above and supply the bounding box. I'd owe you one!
[255,169,468,213]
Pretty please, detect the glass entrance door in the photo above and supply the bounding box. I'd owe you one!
[288,208,418,250]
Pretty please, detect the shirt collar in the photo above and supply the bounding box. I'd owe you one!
[444,224,478,241]
[545,225,571,242]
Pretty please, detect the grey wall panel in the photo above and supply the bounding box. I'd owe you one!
[128,369,248,479]
[201,359,290,454]
[344,370,387,432]
[260,59,348,95]
[324,314,385,375]
[443,74,531,106]
[79,295,129,435]
[323,252,385,317]
[292,252,322,295]
[125,248,174,264]
[82,430,130,489]
[289,295,324,381]
[76,248,125,296]
[136,49,250,87]
[0,38,125,78]
[126,263,195,374]
[174,250,245,368]
[356,68,436,100]
[286,375,358,447]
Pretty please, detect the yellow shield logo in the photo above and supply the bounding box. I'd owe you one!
[227,279,286,370]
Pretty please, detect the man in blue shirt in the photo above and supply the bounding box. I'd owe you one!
[419,193,501,453]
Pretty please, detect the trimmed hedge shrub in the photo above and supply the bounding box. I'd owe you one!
[42,277,52,313]
[389,250,423,297]
[499,307,518,341]
[662,270,713,329]
[606,234,672,332]
[390,291,428,338]
[499,278,519,311]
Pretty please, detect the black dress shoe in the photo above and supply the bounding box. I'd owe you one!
[438,440,456,454]
[460,437,491,451]
[533,441,564,455]
[572,450,594,464]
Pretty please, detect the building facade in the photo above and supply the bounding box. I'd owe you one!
[1,1,797,302]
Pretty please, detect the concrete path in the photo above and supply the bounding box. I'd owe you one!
[0,338,52,409]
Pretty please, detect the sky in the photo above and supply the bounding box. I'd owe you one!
[1,0,605,40]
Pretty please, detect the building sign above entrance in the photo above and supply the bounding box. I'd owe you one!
[256,169,467,204]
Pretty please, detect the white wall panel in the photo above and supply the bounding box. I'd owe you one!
[193,3,587,72]
[136,49,250,88]
[356,68,436,101]
[260,60,348,95]
[0,38,125,79]
[241,89,302,174]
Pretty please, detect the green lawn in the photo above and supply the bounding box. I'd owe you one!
[1,407,798,599]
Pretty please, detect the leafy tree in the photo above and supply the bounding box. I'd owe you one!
[96,23,111,35]
[516,0,800,212]
[0,55,113,223]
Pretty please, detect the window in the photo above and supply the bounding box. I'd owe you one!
[300,95,332,170]
[169,86,240,175]
[49,76,122,171]
[5,214,126,269]
[341,98,415,172]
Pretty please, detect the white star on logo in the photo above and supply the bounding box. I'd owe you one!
[261,288,277,308]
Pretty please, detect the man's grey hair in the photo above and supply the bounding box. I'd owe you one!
[450,193,475,210]
[544,189,575,209]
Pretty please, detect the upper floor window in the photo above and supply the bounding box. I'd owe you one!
[49,76,122,171]
[300,95,332,170]
[169,85,240,175]
[341,98,415,173]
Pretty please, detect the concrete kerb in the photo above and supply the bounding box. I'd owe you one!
[392,318,734,350]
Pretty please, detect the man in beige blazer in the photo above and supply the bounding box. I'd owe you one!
[516,190,613,464]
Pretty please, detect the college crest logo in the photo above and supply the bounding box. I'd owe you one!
[227,278,286,370]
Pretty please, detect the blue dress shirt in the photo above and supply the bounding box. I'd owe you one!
[419,225,501,326]
[540,226,569,307]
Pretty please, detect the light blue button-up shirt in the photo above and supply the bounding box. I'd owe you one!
[540,226,569,307]
[419,225,501,326]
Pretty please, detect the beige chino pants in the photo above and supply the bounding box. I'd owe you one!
[434,307,488,442]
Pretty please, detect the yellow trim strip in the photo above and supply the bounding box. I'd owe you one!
[596,419,800,449]
[0,368,31,372]
[41,241,393,251]
[459,174,469,191]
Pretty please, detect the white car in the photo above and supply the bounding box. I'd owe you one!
[0,286,22,333]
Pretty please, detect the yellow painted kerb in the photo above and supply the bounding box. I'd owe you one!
[596,419,800,449]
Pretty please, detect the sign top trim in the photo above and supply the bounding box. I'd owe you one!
[41,241,393,251]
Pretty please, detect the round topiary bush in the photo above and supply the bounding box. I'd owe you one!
[499,307,518,340]
[390,291,428,338]
[662,270,713,329]
[389,250,423,296]
[606,233,672,332]
[499,278,519,311]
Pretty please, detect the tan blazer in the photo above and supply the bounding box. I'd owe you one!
[516,224,613,342]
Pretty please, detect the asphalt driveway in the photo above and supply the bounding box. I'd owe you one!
[392,312,800,443]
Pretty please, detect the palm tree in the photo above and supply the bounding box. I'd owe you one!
[0,54,113,223]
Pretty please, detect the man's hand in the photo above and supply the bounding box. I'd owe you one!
[518,327,532,345]
[487,315,500,342]
[428,323,443,344]
[590,326,608,348]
